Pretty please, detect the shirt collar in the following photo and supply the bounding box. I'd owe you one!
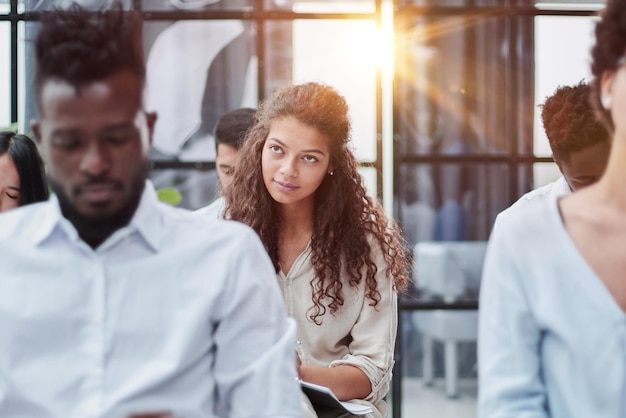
[33,180,164,252]
[128,180,163,252]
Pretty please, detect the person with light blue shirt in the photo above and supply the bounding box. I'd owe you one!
[0,4,301,418]
[478,0,626,416]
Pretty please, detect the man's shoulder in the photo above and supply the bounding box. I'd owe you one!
[500,177,570,218]
[0,201,50,241]
[510,182,556,209]
[193,197,225,219]
[492,191,558,245]
[160,202,254,242]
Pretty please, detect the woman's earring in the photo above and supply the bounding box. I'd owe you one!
[328,171,334,176]
[602,96,612,110]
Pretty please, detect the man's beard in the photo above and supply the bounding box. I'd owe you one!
[50,171,147,249]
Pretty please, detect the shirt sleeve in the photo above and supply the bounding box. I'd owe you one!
[478,215,548,418]
[328,240,397,405]
[211,227,302,418]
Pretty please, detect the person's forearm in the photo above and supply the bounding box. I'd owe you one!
[299,364,371,401]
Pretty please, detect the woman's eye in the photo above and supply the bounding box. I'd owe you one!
[269,145,283,153]
[303,155,318,163]
[6,193,18,200]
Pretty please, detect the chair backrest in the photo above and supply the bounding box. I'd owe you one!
[413,241,488,302]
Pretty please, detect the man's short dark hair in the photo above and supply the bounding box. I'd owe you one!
[214,108,257,151]
[539,80,610,162]
[34,3,144,110]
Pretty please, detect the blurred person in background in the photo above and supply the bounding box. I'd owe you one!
[0,131,48,212]
[195,107,256,218]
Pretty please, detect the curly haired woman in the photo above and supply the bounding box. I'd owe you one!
[479,0,626,416]
[224,82,410,418]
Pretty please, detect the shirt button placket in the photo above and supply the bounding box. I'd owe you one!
[79,258,106,417]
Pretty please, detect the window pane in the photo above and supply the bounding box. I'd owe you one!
[17,21,25,133]
[23,0,132,11]
[397,163,511,244]
[359,166,377,199]
[0,22,9,128]
[150,168,219,210]
[144,20,258,161]
[141,0,254,11]
[533,161,561,189]
[399,0,604,7]
[533,15,597,158]
[22,22,37,132]
[265,0,375,13]
[395,15,534,156]
[266,19,378,162]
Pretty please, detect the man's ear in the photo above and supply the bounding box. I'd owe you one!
[30,119,42,145]
[146,112,157,146]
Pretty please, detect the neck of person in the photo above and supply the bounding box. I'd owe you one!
[277,199,315,240]
[595,134,626,211]
[57,193,143,250]
[72,207,137,250]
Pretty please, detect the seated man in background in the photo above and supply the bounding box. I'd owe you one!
[195,107,256,218]
[505,80,610,212]
[0,4,301,418]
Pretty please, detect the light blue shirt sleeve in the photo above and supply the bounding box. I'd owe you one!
[478,214,548,418]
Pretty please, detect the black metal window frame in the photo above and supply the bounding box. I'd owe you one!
[391,3,600,418]
[2,0,386,198]
[1,1,602,416]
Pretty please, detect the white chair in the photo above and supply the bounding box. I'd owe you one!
[411,241,487,398]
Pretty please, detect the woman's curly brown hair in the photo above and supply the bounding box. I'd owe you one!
[590,0,626,132]
[224,82,410,324]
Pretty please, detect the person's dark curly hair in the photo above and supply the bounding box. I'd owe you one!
[590,0,626,131]
[0,131,49,206]
[34,2,144,111]
[539,81,610,162]
[224,82,410,325]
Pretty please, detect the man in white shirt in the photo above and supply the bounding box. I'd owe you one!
[0,5,301,418]
[195,107,256,219]
[498,80,611,218]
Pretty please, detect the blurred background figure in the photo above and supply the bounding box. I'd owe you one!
[214,107,256,191]
[496,80,610,220]
[195,107,256,218]
[540,80,610,193]
[0,131,48,212]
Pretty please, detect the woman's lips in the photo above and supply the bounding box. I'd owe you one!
[274,180,299,192]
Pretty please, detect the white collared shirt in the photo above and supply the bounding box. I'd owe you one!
[0,182,301,418]
[194,196,226,219]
